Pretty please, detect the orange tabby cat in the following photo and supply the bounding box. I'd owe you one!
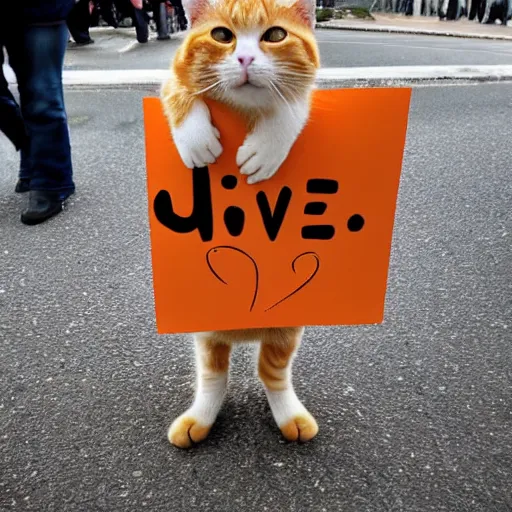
[161,0,320,448]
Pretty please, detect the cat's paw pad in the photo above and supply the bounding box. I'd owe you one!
[280,413,318,443]
[172,102,223,169]
[168,415,212,448]
[236,134,290,185]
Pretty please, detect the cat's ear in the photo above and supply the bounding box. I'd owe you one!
[290,0,317,28]
[182,0,211,26]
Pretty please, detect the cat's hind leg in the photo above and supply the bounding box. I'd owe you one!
[258,328,318,442]
[168,336,231,448]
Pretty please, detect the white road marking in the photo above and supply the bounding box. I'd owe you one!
[117,40,140,54]
[317,65,512,81]
[4,64,512,87]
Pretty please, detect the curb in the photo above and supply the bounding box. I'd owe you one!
[5,66,512,89]
[317,65,512,87]
[316,22,512,41]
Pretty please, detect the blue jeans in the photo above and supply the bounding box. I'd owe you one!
[4,22,74,196]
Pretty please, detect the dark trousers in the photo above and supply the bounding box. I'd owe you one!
[67,0,93,43]
[150,0,169,38]
[2,22,74,195]
[171,0,187,30]
[150,0,187,35]
[98,0,119,28]
[132,7,149,43]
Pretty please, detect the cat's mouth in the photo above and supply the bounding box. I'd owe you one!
[235,80,263,90]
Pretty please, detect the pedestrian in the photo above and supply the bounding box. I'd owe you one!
[1,1,76,225]
[150,0,171,40]
[97,0,120,28]
[134,0,187,43]
[129,0,150,43]
[67,0,95,45]
[170,0,187,31]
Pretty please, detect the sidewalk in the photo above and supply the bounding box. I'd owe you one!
[317,13,512,40]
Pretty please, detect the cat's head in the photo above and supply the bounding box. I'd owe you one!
[176,0,320,109]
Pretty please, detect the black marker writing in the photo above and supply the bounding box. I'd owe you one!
[256,187,292,242]
[154,167,213,242]
[302,179,337,240]
[154,168,364,242]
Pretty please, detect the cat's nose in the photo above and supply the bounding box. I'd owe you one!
[237,56,255,69]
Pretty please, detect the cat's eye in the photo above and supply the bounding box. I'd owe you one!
[211,27,234,44]
[262,27,287,43]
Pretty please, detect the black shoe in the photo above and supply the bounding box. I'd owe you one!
[178,17,188,30]
[74,38,95,46]
[15,178,30,194]
[21,190,66,225]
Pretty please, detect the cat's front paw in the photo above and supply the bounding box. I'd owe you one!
[280,413,318,443]
[236,132,292,185]
[168,414,212,449]
[171,100,223,169]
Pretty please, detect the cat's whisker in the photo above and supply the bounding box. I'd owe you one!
[193,80,224,96]
[281,69,314,76]
[268,81,301,123]
[282,68,315,75]
[280,70,316,80]
[275,79,305,92]
[272,77,302,96]
[266,84,281,105]
[281,64,315,73]
[268,80,287,103]
[279,75,315,85]
[277,77,315,92]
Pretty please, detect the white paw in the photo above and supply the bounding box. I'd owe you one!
[236,131,292,185]
[171,100,223,169]
[168,413,212,448]
[264,388,318,441]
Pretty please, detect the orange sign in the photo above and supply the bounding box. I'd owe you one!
[144,88,411,334]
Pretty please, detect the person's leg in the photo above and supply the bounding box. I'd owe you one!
[16,146,32,192]
[132,7,149,43]
[172,0,187,30]
[8,22,74,196]
[0,49,26,152]
[161,1,172,39]
[7,22,74,223]
[152,0,170,39]
[67,0,94,44]
[1,40,31,190]
[99,0,119,28]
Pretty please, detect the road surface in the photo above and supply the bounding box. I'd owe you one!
[61,27,512,70]
[0,29,511,512]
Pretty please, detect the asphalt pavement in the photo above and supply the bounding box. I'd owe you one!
[1,80,511,511]
[62,27,512,70]
[1,26,512,512]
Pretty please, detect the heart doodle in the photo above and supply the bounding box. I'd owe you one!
[205,247,319,313]
[206,246,259,312]
[264,252,320,312]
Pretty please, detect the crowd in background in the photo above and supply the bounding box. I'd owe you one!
[1,0,188,225]
[67,0,187,45]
